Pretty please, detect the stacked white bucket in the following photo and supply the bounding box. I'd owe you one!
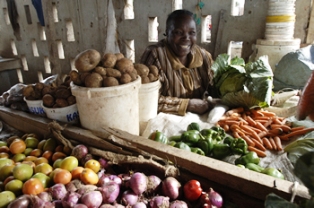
[254,0,301,71]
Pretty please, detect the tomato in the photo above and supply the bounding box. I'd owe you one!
[84,159,101,173]
[53,169,72,185]
[80,168,99,185]
[9,139,26,154]
[183,179,203,201]
[22,178,44,195]
[60,156,78,172]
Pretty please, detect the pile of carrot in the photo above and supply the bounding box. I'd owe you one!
[216,107,314,158]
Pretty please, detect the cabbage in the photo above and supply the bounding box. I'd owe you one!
[212,54,273,109]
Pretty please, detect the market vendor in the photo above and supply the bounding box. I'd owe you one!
[140,9,218,116]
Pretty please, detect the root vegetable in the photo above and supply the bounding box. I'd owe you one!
[141,76,150,84]
[115,53,125,61]
[103,77,120,87]
[77,185,98,195]
[81,190,103,208]
[169,200,188,208]
[115,58,134,74]
[120,73,132,84]
[105,68,122,78]
[103,53,117,68]
[98,174,122,187]
[146,175,161,194]
[49,183,67,200]
[74,49,101,73]
[149,65,159,77]
[69,70,83,86]
[37,191,52,202]
[161,177,181,200]
[129,172,148,195]
[98,181,120,203]
[7,195,31,208]
[42,94,55,107]
[208,188,223,208]
[134,63,149,77]
[85,73,103,88]
[66,179,83,192]
[149,196,170,208]
[121,190,138,206]
[71,144,89,161]
[132,202,147,208]
[62,192,81,208]
[74,204,88,208]
[95,66,107,76]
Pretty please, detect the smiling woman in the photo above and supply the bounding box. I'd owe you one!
[140,9,219,116]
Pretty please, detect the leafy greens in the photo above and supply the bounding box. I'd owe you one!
[211,54,273,109]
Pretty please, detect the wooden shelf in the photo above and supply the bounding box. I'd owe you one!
[0,58,22,72]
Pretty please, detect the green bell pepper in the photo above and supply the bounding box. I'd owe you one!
[181,130,201,144]
[245,163,264,173]
[236,164,246,168]
[211,126,226,141]
[167,141,176,146]
[212,143,231,159]
[187,122,200,131]
[235,151,260,166]
[196,137,214,156]
[168,135,182,142]
[262,167,285,179]
[200,129,218,139]
[148,130,168,144]
[223,136,234,146]
[174,141,191,151]
[191,147,205,156]
[230,138,248,155]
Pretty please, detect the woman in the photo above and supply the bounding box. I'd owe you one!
[140,9,216,116]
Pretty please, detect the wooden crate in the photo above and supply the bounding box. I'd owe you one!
[0,106,310,208]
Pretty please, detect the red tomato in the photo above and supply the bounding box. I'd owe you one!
[183,179,203,201]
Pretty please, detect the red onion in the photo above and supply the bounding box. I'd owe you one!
[98,174,123,187]
[100,205,116,208]
[146,175,161,194]
[7,195,31,208]
[149,196,170,208]
[132,202,147,208]
[74,204,88,208]
[121,190,139,206]
[99,157,109,169]
[71,144,89,161]
[81,190,103,208]
[129,172,148,195]
[30,196,53,208]
[208,188,223,208]
[80,153,93,165]
[66,179,83,192]
[62,192,81,208]
[37,191,52,202]
[169,200,188,208]
[98,181,120,203]
[161,177,181,200]
[77,184,98,195]
[49,183,67,200]
[52,200,63,208]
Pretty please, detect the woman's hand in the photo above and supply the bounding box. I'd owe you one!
[187,98,211,114]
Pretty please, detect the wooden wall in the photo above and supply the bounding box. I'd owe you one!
[0,0,312,93]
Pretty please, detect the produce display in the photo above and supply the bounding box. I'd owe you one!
[70,49,159,87]
[0,130,224,208]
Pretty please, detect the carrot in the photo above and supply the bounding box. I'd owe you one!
[262,137,273,150]
[269,137,277,151]
[250,109,264,118]
[249,131,263,144]
[263,119,273,128]
[270,124,291,132]
[253,116,271,121]
[226,107,244,116]
[251,138,266,151]
[280,127,314,140]
[247,126,263,134]
[240,125,258,135]
[245,116,257,126]
[224,120,241,126]
[248,146,267,157]
[260,110,276,117]
[291,126,306,132]
[272,117,284,125]
[257,131,268,138]
[268,128,284,136]
[255,121,269,132]
[274,136,283,151]
[238,117,248,125]
[223,124,229,132]
[237,131,255,147]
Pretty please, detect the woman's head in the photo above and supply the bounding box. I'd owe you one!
[165,10,197,59]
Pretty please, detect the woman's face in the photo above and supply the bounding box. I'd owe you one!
[167,15,197,58]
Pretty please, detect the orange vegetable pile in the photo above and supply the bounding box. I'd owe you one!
[216,107,314,157]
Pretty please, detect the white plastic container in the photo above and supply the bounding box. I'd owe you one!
[24,97,46,116]
[71,77,141,135]
[42,103,79,124]
[139,80,161,135]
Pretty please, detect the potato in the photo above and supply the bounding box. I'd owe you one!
[134,63,149,77]
[74,49,101,72]
[115,58,134,73]
[80,72,91,85]
[55,98,69,107]
[105,68,122,78]
[67,95,76,105]
[103,77,119,87]
[115,53,124,61]
[141,76,150,84]
[23,85,35,98]
[102,53,117,68]
[94,66,107,76]
[34,82,45,92]
[55,88,71,99]
[148,73,158,82]
[149,65,159,77]
[69,70,83,86]
[119,73,132,84]
[129,70,138,81]
[84,72,103,88]
[42,94,55,107]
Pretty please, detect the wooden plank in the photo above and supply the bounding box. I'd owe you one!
[306,3,314,44]
[0,106,310,207]
[0,58,22,72]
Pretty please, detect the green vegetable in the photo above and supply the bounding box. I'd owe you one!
[236,164,246,169]
[245,163,264,173]
[211,54,273,108]
[212,143,231,159]
[168,135,182,142]
[167,141,176,146]
[190,147,205,156]
[223,136,234,146]
[210,126,226,140]
[196,137,214,156]
[200,129,218,139]
[262,167,285,179]
[174,142,191,151]
[181,130,201,144]
[148,130,168,144]
[235,151,260,166]
[230,138,248,155]
[284,138,314,166]
[187,122,200,131]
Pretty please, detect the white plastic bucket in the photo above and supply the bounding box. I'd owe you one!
[42,104,80,124]
[71,77,141,135]
[24,97,46,116]
[139,80,161,135]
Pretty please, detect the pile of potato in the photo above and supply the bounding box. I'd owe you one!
[70,49,159,88]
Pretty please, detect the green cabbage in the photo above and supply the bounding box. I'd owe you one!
[212,54,273,109]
